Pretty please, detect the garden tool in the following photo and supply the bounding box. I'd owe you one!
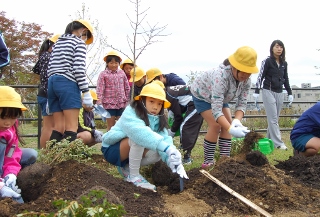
[175,164,188,192]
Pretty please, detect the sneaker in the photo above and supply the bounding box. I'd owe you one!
[126,174,156,192]
[117,165,129,179]
[182,157,193,165]
[277,144,288,150]
[201,162,214,169]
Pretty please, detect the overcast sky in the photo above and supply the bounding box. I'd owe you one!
[2,0,319,87]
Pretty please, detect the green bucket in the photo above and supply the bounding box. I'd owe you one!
[168,112,186,137]
[253,138,274,155]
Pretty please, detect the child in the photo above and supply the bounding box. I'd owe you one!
[96,50,130,131]
[0,31,10,69]
[290,102,320,156]
[165,85,203,164]
[146,68,186,86]
[190,46,257,168]
[129,66,146,98]
[101,82,188,191]
[120,58,135,88]
[0,86,38,202]
[47,19,94,143]
[32,34,60,149]
[77,90,104,146]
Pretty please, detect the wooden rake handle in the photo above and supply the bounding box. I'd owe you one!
[200,169,272,217]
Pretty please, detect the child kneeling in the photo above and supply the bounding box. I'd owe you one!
[101,82,188,191]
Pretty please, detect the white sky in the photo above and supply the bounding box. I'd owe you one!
[2,0,319,87]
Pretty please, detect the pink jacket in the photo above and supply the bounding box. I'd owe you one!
[0,121,22,178]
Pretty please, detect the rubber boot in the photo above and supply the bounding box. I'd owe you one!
[63,131,77,142]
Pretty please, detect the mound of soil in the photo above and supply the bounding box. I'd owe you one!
[1,133,320,216]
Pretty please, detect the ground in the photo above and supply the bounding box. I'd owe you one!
[1,133,320,216]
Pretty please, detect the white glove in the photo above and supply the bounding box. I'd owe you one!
[93,130,103,143]
[228,126,250,138]
[11,185,21,194]
[82,92,93,108]
[252,93,259,100]
[46,101,52,115]
[288,95,293,103]
[167,129,176,138]
[0,185,21,198]
[4,174,16,188]
[176,164,189,179]
[165,147,182,173]
[231,119,244,128]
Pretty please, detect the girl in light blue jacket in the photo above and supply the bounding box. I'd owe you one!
[101,82,188,191]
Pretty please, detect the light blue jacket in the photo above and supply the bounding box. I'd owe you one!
[102,106,175,163]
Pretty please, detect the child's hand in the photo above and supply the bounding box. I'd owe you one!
[0,185,21,198]
[82,92,93,108]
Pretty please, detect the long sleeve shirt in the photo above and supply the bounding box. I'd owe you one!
[0,121,22,178]
[96,68,130,109]
[101,106,175,163]
[254,56,292,95]
[47,34,89,93]
[32,51,51,97]
[190,64,251,121]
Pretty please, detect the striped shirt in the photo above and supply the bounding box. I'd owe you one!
[47,34,89,93]
[96,68,130,109]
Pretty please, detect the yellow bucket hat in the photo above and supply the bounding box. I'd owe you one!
[134,82,170,109]
[0,86,27,111]
[228,46,258,74]
[146,68,163,84]
[49,34,61,43]
[76,19,94,45]
[129,67,145,82]
[120,58,136,70]
[151,80,165,89]
[103,50,122,62]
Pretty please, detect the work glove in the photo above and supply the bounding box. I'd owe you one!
[176,164,189,179]
[228,126,250,138]
[82,92,93,108]
[10,185,21,194]
[93,130,104,143]
[165,147,182,173]
[288,95,293,105]
[4,174,17,189]
[0,185,21,198]
[167,129,176,138]
[231,119,244,128]
[252,93,259,101]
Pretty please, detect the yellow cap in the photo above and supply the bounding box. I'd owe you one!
[152,80,165,89]
[134,82,170,109]
[120,58,136,70]
[129,67,145,82]
[0,86,27,111]
[146,68,162,84]
[228,46,258,74]
[103,50,122,62]
[76,19,94,45]
[49,34,61,43]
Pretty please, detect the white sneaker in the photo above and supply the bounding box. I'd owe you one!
[126,174,156,192]
[277,144,288,150]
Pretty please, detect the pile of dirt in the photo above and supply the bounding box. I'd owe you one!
[1,132,320,216]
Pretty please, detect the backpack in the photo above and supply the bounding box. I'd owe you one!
[0,31,10,69]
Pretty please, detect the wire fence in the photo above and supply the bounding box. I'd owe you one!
[8,85,319,149]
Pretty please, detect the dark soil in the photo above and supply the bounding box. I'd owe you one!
[1,132,320,216]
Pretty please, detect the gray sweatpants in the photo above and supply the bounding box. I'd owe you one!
[262,89,285,148]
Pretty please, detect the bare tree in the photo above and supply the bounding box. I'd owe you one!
[107,0,170,99]
[73,3,108,85]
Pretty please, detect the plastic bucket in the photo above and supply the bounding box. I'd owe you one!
[253,138,274,155]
